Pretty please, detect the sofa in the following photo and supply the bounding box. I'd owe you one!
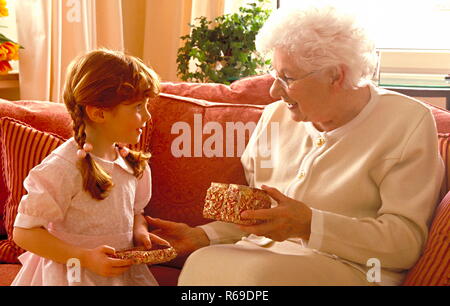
[0,74,449,286]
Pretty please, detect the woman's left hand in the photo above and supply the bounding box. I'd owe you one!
[238,185,313,241]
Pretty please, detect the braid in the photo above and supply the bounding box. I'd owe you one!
[115,144,151,178]
[67,101,114,200]
[72,104,87,147]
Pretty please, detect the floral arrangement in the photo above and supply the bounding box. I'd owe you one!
[0,0,20,74]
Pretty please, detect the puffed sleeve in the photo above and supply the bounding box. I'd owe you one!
[134,163,152,215]
[14,155,80,230]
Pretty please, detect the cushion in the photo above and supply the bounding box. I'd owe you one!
[0,220,5,237]
[148,265,180,286]
[145,93,266,226]
[0,117,66,263]
[0,264,22,286]
[0,116,153,263]
[403,190,450,286]
[0,99,72,237]
[161,74,277,105]
[425,103,450,134]
[438,134,450,201]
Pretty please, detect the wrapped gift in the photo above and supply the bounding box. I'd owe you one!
[110,245,177,265]
[203,183,271,225]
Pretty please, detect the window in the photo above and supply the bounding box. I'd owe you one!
[278,0,450,76]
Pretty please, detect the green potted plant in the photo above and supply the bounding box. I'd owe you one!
[177,0,272,84]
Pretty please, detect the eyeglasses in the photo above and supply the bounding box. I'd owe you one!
[269,69,318,90]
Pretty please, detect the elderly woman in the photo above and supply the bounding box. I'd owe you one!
[147,3,444,285]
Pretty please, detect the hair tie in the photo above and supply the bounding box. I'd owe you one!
[77,142,93,159]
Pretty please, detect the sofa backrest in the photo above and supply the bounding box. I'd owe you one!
[145,93,266,226]
[1,82,450,230]
[161,74,277,105]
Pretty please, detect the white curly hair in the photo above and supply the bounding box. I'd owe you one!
[256,1,378,89]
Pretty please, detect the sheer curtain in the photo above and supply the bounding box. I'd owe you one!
[15,0,273,97]
[141,0,227,82]
[15,0,124,102]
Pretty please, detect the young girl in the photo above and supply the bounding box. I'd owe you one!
[11,49,167,286]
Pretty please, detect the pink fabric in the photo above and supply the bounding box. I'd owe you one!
[427,103,450,134]
[161,74,277,105]
[0,99,73,137]
[145,93,266,226]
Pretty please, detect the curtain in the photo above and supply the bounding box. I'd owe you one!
[15,0,274,98]
[15,0,124,102]
[141,0,226,82]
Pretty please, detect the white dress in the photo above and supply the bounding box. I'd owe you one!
[11,138,158,286]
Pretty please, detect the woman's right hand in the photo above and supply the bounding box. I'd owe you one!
[145,216,209,258]
[81,245,133,278]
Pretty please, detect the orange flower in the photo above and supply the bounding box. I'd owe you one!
[0,0,8,17]
[0,60,12,74]
[0,41,19,61]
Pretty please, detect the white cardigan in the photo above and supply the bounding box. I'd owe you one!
[199,83,444,284]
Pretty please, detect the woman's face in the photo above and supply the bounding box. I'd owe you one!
[270,48,336,125]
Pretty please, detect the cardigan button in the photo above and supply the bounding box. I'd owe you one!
[315,137,326,147]
[298,170,306,179]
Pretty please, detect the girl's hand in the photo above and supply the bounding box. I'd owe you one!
[238,185,312,241]
[82,245,133,278]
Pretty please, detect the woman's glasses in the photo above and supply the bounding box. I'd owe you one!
[270,69,318,89]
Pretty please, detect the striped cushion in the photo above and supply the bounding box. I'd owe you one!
[0,117,65,263]
[438,134,450,201]
[403,133,450,285]
[403,191,450,286]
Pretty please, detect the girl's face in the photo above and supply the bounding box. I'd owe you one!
[102,98,152,145]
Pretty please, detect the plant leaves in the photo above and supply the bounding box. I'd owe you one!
[176,0,271,83]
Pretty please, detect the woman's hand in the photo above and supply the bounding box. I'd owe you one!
[81,245,133,278]
[133,213,170,250]
[133,227,171,249]
[238,185,312,241]
[145,216,209,258]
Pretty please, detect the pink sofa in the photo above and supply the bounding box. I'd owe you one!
[0,75,448,286]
